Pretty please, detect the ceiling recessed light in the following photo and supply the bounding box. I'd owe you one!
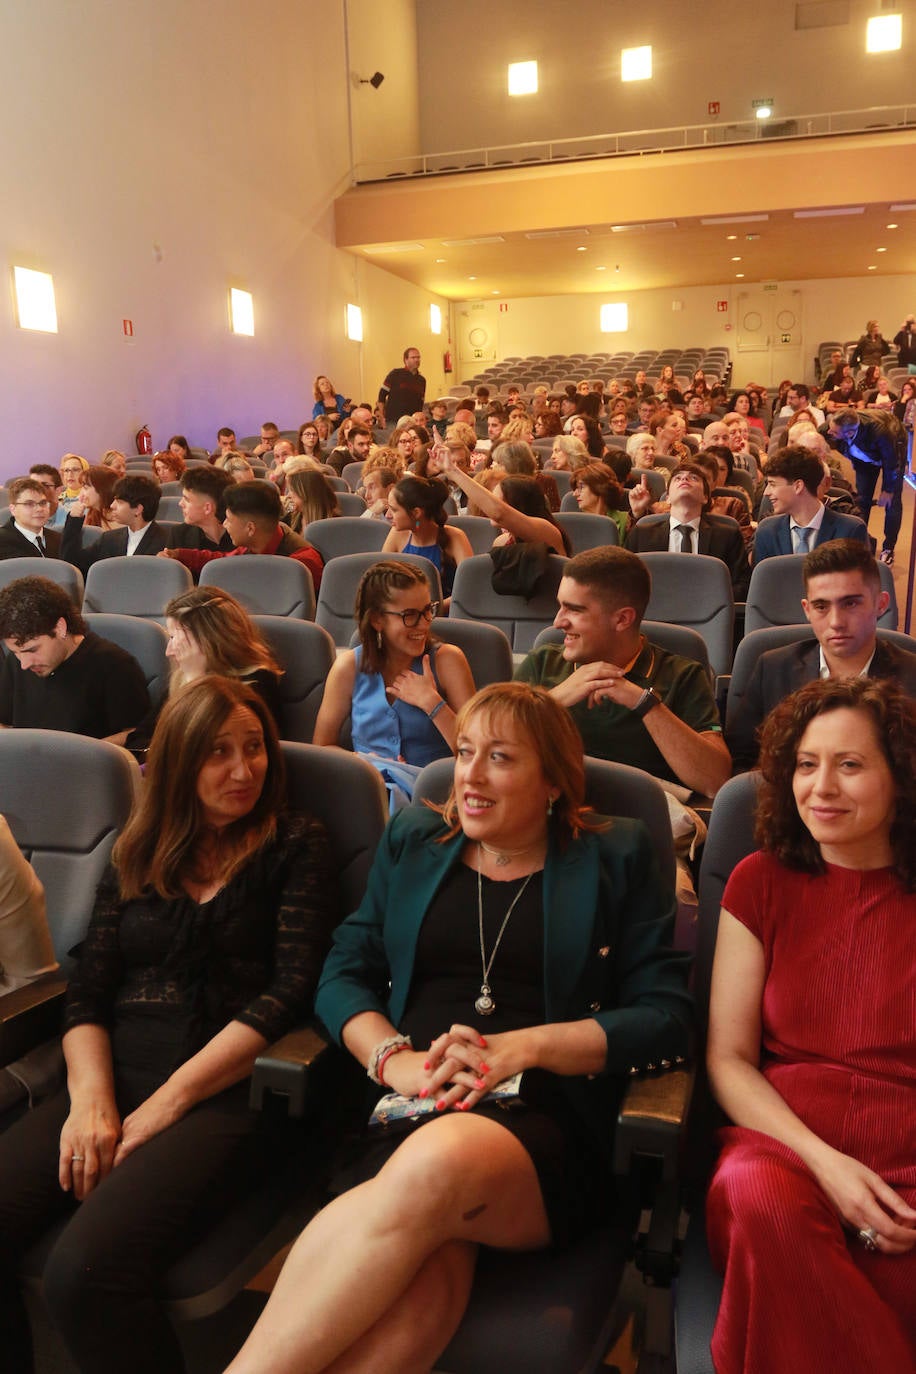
[596,265,607,271]
[736,273,745,278]
[726,234,738,241]
[755,105,772,120]
[435,258,446,263]
[731,256,742,262]
[876,247,887,252]
[868,265,877,271]
[491,290,500,295]
[576,246,587,252]
[886,224,898,230]
[793,206,864,219]
[701,214,769,226]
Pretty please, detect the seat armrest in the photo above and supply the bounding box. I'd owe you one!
[249,1023,332,1118]
[0,973,68,1068]
[614,1065,694,1183]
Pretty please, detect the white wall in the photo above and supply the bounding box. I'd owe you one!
[461,273,916,386]
[0,0,438,481]
[416,0,912,154]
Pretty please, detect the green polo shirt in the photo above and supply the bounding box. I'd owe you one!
[515,639,721,785]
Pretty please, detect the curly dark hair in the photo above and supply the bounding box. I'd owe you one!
[755,677,916,890]
[0,576,85,642]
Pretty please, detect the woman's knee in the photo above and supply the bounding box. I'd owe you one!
[709,1144,829,1240]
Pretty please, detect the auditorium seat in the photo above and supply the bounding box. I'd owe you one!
[449,554,569,656]
[198,556,316,621]
[83,613,170,709]
[0,557,84,607]
[744,554,897,636]
[83,556,192,624]
[250,616,336,743]
[305,517,387,561]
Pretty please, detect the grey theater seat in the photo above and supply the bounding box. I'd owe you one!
[637,551,736,679]
[555,511,620,553]
[449,554,569,656]
[83,613,170,708]
[446,515,496,556]
[83,555,192,624]
[305,516,387,562]
[744,553,897,636]
[199,554,316,620]
[0,557,84,607]
[251,615,336,742]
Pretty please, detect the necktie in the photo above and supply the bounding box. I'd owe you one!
[794,526,813,554]
[35,536,46,558]
[677,523,694,554]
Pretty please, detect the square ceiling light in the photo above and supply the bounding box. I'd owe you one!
[621,46,652,81]
[866,14,902,51]
[600,302,629,333]
[13,266,58,333]
[229,288,254,336]
[508,61,538,96]
[346,303,363,342]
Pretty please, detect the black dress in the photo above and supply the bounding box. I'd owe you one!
[332,864,612,1248]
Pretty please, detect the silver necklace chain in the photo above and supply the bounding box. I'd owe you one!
[475,844,535,1016]
[479,839,539,868]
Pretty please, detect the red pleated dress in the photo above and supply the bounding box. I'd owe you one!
[706,851,916,1373]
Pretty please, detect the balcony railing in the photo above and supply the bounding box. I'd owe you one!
[353,104,916,184]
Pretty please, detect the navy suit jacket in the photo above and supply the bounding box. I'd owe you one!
[752,509,869,563]
[0,519,62,561]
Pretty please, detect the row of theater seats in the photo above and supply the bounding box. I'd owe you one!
[0,539,898,663]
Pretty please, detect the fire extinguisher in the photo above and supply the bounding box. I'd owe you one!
[443,349,453,374]
[136,425,152,456]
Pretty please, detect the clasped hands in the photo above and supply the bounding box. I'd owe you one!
[59,1084,187,1201]
[382,1023,535,1114]
[551,660,644,712]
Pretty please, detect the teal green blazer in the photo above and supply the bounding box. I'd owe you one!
[315,809,692,1150]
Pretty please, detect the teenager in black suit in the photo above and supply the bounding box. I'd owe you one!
[625,460,751,598]
[0,477,62,560]
[60,474,167,574]
[727,539,916,768]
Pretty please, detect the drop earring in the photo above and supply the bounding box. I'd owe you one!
[547,796,555,817]
[376,630,383,649]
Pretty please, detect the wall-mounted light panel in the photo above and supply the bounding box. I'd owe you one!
[600,303,629,333]
[346,303,363,341]
[508,61,538,96]
[621,46,652,81]
[866,14,902,52]
[13,266,58,332]
[429,303,442,335]
[229,287,254,336]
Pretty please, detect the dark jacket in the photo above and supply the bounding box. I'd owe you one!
[0,519,62,561]
[60,516,169,574]
[625,513,750,599]
[752,508,870,562]
[829,414,904,494]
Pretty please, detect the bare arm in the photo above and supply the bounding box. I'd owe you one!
[438,452,566,552]
[312,651,358,748]
[60,1023,121,1199]
[708,910,916,1251]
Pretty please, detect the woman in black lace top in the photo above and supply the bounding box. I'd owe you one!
[0,676,336,1374]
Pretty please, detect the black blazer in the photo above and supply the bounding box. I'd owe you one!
[60,517,168,573]
[625,513,750,599]
[726,637,916,769]
[0,519,62,561]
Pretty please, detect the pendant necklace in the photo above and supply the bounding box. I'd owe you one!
[479,839,540,868]
[475,843,535,1016]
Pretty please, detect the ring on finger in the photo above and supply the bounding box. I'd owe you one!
[71,1155,85,1163]
[857,1226,879,1251]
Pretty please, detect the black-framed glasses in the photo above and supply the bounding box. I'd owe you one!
[380,602,439,628]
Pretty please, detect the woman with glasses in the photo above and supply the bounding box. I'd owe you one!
[313,561,475,809]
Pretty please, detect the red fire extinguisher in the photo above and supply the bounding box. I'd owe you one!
[443,350,453,374]
[136,425,152,456]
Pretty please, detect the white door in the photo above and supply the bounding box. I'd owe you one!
[735,288,805,388]
[456,301,500,371]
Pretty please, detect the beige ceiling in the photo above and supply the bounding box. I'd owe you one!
[336,130,916,300]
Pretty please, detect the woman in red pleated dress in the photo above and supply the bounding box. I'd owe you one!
[706,676,916,1374]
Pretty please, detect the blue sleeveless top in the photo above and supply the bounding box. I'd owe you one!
[351,644,451,769]
[401,536,454,596]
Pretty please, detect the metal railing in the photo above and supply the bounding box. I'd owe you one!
[353,104,916,184]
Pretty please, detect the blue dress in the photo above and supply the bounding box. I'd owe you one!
[351,644,451,811]
[401,536,454,596]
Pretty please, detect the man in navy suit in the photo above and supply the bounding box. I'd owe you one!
[727,539,916,767]
[753,446,869,564]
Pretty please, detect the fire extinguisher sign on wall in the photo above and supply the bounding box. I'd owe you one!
[443,350,453,374]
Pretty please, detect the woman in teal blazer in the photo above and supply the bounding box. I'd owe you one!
[226,682,691,1374]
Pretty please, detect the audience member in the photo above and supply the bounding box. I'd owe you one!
[753,446,869,562]
[27,465,66,532]
[285,468,339,533]
[313,560,474,806]
[850,319,892,369]
[251,422,280,458]
[210,427,241,462]
[152,451,185,484]
[0,675,336,1374]
[100,450,128,479]
[706,677,916,1373]
[0,477,61,559]
[57,455,89,517]
[571,463,628,540]
[224,681,690,1374]
[161,479,324,591]
[360,466,397,521]
[312,375,349,426]
[777,384,825,429]
[515,547,730,796]
[829,407,905,565]
[438,457,569,557]
[0,576,149,743]
[893,314,916,372]
[727,539,916,768]
[328,422,371,478]
[626,462,750,599]
[70,465,119,530]
[381,475,473,597]
[60,474,167,571]
[166,465,234,556]
[296,421,324,462]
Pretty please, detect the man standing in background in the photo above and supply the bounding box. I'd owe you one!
[377,347,425,425]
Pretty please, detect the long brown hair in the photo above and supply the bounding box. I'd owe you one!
[437,682,607,846]
[756,677,916,890]
[164,586,282,693]
[354,560,433,674]
[113,676,286,899]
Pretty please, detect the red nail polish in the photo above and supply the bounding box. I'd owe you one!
[435,1099,447,1111]
[458,1100,471,1111]
[423,1060,431,1070]
[419,1088,428,1099]
[479,1063,490,1074]
[474,1078,486,1090]
[478,1037,488,1048]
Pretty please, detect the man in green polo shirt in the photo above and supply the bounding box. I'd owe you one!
[515,547,731,797]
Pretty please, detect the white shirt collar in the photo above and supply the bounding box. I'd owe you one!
[12,521,46,548]
[125,523,149,555]
[791,504,825,534]
[818,644,876,679]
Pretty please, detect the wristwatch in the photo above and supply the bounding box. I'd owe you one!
[631,687,661,720]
